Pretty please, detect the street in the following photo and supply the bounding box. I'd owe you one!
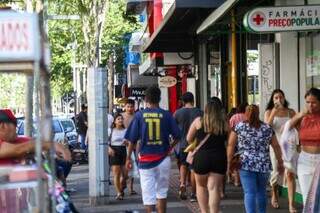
[68,160,303,213]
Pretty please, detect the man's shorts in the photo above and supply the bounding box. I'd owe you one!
[139,157,171,205]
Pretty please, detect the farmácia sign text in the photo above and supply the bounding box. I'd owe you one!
[244,5,320,33]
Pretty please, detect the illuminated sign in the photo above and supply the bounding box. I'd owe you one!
[244,5,320,32]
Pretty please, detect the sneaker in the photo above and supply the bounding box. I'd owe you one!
[179,186,187,200]
[189,193,197,202]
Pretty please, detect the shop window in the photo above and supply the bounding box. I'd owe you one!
[247,50,259,104]
[208,48,222,99]
[305,32,320,89]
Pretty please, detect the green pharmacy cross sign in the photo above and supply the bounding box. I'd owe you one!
[243,5,320,33]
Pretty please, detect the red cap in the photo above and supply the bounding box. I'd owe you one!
[0,109,17,126]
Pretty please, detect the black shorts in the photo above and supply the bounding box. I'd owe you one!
[192,149,227,175]
[109,146,127,166]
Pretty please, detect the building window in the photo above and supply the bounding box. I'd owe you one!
[306,32,320,89]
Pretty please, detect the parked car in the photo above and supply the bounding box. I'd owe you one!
[17,117,77,146]
[56,116,78,147]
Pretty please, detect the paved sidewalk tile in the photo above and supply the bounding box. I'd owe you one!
[68,163,303,213]
[68,163,191,213]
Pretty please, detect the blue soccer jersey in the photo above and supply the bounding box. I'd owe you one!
[125,107,181,169]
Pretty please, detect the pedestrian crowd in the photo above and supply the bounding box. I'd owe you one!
[1,86,320,213]
[104,86,320,213]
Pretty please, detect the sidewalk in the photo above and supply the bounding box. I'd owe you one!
[67,162,302,213]
[67,163,191,213]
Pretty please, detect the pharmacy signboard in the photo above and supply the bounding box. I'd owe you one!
[244,5,320,33]
[0,12,40,62]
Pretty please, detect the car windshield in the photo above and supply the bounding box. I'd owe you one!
[52,120,63,133]
[60,120,74,132]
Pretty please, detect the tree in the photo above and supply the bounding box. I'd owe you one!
[0,73,26,114]
[101,0,140,72]
[47,0,139,99]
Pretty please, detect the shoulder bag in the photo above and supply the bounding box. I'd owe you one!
[186,134,210,165]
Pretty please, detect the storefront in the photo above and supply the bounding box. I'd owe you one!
[141,0,225,110]
[198,0,320,203]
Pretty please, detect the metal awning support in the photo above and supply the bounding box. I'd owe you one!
[197,0,240,34]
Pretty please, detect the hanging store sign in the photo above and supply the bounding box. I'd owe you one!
[129,87,146,97]
[244,5,320,33]
[158,76,177,88]
[0,12,41,62]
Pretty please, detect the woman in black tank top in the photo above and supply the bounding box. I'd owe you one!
[187,97,228,213]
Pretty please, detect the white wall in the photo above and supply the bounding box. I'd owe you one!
[275,32,299,112]
[163,52,194,65]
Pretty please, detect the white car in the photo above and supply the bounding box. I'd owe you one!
[17,117,77,146]
[55,116,78,146]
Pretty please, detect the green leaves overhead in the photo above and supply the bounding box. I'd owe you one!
[48,0,139,98]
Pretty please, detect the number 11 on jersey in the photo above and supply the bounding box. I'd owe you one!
[145,118,160,141]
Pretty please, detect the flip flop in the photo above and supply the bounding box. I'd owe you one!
[129,190,137,195]
[271,199,280,209]
[115,193,123,200]
[289,207,298,213]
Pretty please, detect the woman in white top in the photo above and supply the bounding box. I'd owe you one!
[264,89,296,213]
[108,113,127,200]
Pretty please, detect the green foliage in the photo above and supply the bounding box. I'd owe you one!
[101,0,140,72]
[47,0,139,98]
[0,73,25,113]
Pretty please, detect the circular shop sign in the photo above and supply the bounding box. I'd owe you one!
[158,76,177,88]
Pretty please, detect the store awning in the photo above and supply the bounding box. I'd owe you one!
[197,0,276,34]
[143,0,225,53]
[197,0,240,34]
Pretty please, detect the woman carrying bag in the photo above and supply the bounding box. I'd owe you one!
[108,113,127,200]
[227,105,284,213]
[186,97,228,213]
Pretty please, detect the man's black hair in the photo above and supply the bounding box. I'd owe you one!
[145,86,161,104]
[181,92,194,104]
[125,99,135,105]
[81,104,88,111]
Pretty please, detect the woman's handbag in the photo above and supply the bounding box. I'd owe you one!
[184,139,197,153]
[186,134,210,165]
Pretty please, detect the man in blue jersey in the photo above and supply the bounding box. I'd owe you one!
[125,86,181,213]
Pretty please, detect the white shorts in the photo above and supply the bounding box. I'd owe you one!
[139,156,171,205]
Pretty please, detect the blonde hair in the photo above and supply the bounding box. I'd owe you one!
[203,97,228,135]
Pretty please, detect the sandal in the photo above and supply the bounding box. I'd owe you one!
[179,185,187,200]
[289,207,298,213]
[129,190,137,195]
[115,193,123,200]
[271,199,280,209]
